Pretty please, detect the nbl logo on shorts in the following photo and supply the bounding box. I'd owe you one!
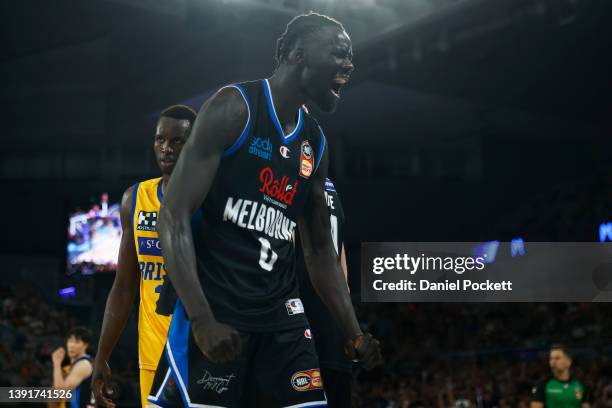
[291,369,323,391]
[137,211,157,231]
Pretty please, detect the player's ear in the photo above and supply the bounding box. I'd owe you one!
[287,44,304,66]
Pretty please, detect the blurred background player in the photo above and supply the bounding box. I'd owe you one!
[51,327,94,408]
[92,105,197,407]
[296,177,352,407]
[531,344,592,408]
[149,11,382,407]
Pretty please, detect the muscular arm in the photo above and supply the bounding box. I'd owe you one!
[298,147,361,342]
[95,186,140,364]
[157,88,247,359]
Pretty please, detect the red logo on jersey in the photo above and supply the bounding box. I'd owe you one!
[259,167,299,205]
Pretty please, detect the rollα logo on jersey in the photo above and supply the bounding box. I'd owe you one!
[248,137,273,160]
[259,167,299,205]
[137,211,157,231]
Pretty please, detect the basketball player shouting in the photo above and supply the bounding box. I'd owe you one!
[92,105,197,408]
[149,12,382,407]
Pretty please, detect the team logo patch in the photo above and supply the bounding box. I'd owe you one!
[137,237,162,256]
[304,329,312,339]
[279,145,291,159]
[136,211,157,231]
[248,137,273,160]
[299,140,314,178]
[259,167,299,207]
[285,298,304,315]
[575,389,582,400]
[291,369,323,391]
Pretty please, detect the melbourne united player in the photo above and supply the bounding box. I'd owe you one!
[51,327,94,408]
[531,344,592,408]
[296,177,352,407]
[92,105,197,408]
[149,12,382,407]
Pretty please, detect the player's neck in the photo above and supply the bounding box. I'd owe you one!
[70,352,84,364]
[267,72,305,127]
[161,175,169,195]
[554,370,570,382]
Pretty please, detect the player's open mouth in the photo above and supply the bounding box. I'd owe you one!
[330,76,349,97]
[160,158,175,165]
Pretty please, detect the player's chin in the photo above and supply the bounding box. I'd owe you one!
[159,161,175,174]
[315,90,340,113]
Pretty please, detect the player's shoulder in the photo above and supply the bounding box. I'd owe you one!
[122,178,159,205]
[72,355,93,371]
[212,82,250,116]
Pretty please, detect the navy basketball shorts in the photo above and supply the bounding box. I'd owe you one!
[148,300,328,408]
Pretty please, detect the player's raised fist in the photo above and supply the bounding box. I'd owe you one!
[51,347,66,366]
[192,318,242,364]
[345,333,383,370]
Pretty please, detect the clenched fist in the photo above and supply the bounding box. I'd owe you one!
[192,318,242,364]
[345,333,383,370]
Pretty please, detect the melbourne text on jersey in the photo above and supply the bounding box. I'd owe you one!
[223,197,296,242]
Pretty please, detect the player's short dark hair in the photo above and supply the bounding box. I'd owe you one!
[275,11,345,68]
[160,104,197,125]
[67,326,92,344]
[550,343,572,358]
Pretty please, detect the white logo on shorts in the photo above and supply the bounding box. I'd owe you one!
[285,298,304,315]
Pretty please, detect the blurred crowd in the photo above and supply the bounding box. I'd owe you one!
[3,283,612,408]
[355,303,612,408]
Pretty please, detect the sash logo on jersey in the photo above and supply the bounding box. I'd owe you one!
[304,328,312,339]
[248,137,273,160]
[299,140,314,178]
[291,369,323,391]
[259,167,298,206]
[285,298,304,315]
[136,211,157,231]
[137,237,162,256]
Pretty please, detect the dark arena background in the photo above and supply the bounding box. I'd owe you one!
[2,0,612,407]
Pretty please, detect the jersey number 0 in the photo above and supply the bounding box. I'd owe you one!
[258,237,278,271]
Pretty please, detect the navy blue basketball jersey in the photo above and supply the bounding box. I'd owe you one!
[296,178,352,372]
[192,79,327,332]
[70,354,94,408]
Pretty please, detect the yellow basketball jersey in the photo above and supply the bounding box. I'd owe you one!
[132,177,171,370]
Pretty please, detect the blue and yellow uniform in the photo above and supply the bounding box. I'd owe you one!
[131,177,171,407]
